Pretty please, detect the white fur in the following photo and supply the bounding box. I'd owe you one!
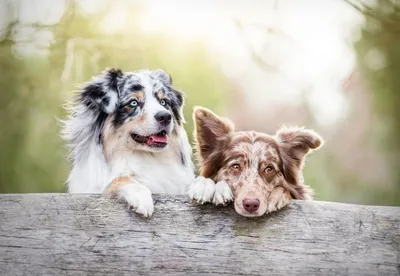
[266,195,291,214]
[212,180,233,206]
[108,126,194,194]
[103,92,118,114]
[63,69,195,217]
[188,176,216,204]
[66,123,194,197]
[118,182,154,217]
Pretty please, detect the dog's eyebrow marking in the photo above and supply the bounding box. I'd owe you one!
[264,155,278,163]
[265,148,278,160]
[155,89,165,100]
[224,153,246,164]
[132,91,145,101]
[255,136,277,145]
[131,84,144,91]
[230,136,253,149]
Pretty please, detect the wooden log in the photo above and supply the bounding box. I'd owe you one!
[0,194,399,276]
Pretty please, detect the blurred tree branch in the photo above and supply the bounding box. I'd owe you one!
[343,0,400,32]
[232,18,306,88]
[233,19,279,73]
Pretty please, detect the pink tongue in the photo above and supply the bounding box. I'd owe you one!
[148,135,168,145]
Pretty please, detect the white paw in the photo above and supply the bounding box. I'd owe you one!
[188,176,216,204]
[119,184,154,218]
[212,181,233,206]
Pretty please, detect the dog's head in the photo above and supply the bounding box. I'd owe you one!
[193,107,323,217]
[78,68,184,157]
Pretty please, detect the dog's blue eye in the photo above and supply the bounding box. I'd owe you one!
[160,99,166,106]
[129,100,138,107]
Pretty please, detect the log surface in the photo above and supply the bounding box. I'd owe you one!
[0,194,399,276]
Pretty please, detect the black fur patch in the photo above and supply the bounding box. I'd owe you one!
[79,68,123,144]
[180,150,186,166]
[168,87,183,125]
[81,68,122,112]
[131,84,144,91]
[102,96,110,106]
[107,68,123,94]
[113,105,140,128]
[94,110,108,144]
[81,83,105,109]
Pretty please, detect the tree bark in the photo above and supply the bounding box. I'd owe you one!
[0,194,399,276]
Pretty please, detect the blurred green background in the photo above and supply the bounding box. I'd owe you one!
[0,0,399,206]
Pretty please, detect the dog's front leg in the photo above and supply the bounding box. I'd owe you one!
[188,176,216,204]
[106,176,154,217]
[212,180,233,206]
[188,177,233,206]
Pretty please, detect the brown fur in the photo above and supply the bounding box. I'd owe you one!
[106,176,134,193]
[134,91,145,100]
[193,106,324,217]
[102,113,148,161]
[156,90,165,100]
[193,107,234,178]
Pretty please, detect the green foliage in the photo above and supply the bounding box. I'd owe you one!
[353,1,400,202]
[0,5,226,193]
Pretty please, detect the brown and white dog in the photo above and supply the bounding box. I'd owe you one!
[188,107,324,217]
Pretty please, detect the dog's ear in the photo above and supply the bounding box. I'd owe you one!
[170,88,184,124]
[80,68,124,114]
[193,107,234,176]
[276,126,323,199]
[151,69,172,86]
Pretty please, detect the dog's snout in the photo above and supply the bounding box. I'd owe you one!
[155,112,172,126]
[242,198,260,213]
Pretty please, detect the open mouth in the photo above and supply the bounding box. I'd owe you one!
[131,130,168,148]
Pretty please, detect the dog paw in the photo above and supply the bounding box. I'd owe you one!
[212,181,233,206]
[188,176,216,204]
[121,184,154,218]
[266,187,291,214]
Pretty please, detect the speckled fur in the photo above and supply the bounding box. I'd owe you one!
[61,68,195,218]
[191,107,323,217]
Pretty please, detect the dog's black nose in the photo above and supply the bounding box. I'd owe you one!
[155,112,172,126]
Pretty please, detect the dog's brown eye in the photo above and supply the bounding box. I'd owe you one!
[231,164,241,172]
[264,165,274,174]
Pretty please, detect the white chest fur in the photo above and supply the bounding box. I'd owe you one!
[67,139,195,195]
[110,152,195,194]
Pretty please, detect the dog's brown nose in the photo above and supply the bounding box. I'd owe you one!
[242,198,260,213]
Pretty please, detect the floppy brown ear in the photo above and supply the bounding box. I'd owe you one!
[193,107,234,177]
[276,126,324,199]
